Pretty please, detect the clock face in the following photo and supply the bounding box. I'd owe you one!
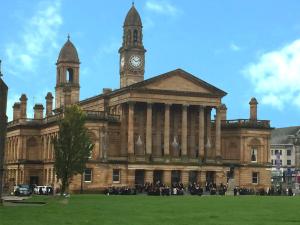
[129,55,142,69]
[120,56,125,68]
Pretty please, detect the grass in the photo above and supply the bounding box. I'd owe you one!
[1,195,300,225]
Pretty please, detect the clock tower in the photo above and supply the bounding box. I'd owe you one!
[119,4,146,88]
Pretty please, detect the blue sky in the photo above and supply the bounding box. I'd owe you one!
[1,0,300,128]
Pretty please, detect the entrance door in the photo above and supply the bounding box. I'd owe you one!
[171,170,181,185]
[206,171,215,184]
[153,170,163,184]
[135,170,145,186]
[189,171,198,184]
[30,176,39,185]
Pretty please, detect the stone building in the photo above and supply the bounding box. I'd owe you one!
[0,61,8,199]
[4,5,272,192]
[270,126,300,187]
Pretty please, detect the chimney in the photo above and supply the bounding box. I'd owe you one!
[219,104,227,121]
[19,94,27,118]
[45,92,53,117]
[249,97,258,120]
[33,104,44,119]
[13,102,21,120]
[103,88,112,94]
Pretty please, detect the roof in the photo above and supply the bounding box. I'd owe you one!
[271,126,300,144]
[57,38,80,64]
[124,5,142,27]
[79,68,227,105]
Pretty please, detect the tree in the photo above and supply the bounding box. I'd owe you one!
[53,105,94,195]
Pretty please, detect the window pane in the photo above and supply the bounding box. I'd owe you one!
[251,148,257,162]
[252,172,258,184]
[84,169,92,182]
[113,169,120,182]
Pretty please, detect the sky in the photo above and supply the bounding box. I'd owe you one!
[1,0,300,128]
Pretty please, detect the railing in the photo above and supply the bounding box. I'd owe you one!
[7,110,120,128]
[220,119,270,129]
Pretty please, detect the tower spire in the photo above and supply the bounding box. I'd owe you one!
[119,4,146,88]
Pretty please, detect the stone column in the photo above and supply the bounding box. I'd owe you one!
[146,103,152,156]
[181,104,188,157]
[145,170,153,183]
[48,136,51,160]
[215,106,222,161]
[120,104,127,156]
[205,107,212,159]
[127,169,135,186]
[198,106,205,160]
[163,170,171,185]
[200,171,206,186]
[164,104,171,156]
[181,171,189,186]
[128,102,135,158]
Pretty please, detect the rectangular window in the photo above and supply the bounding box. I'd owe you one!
[280,160,282,165]
[252,172,259,184]
[84,169,92,182]
[113,169,120,183]
[280,150,282,155]
[251,148,257,162]
[275,150,279,155]
[287,150,292,156]
[287,160,291,166]
[271,160,274,165]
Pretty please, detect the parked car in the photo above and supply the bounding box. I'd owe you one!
[13,184,32,196]
[34,185,53,195]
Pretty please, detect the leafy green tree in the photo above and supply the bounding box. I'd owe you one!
[53,105,94,195]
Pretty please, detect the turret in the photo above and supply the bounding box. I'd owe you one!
[55,35,80,108]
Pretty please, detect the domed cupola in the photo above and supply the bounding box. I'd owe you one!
[124,4,142,27]
[55,35,80,109]
[57,36,80,64]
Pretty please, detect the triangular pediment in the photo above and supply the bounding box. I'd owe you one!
[133,69,227,96]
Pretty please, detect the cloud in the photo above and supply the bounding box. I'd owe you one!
[145,0,181,16]
[243,39,300,110]
[5,0,62,77]
[230,42,241,52]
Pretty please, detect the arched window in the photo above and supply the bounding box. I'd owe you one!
[133,30,138,44]
[66,68,74,83]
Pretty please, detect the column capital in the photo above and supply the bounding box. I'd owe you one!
[182,104,189,109]
[147,102,153,107]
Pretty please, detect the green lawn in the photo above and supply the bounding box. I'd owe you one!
[1,195,300,225]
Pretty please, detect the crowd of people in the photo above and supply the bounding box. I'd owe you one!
[103,182,296,197]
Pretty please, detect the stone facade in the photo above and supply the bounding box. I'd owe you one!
[0,65,8,199]
[4,5,272,193]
